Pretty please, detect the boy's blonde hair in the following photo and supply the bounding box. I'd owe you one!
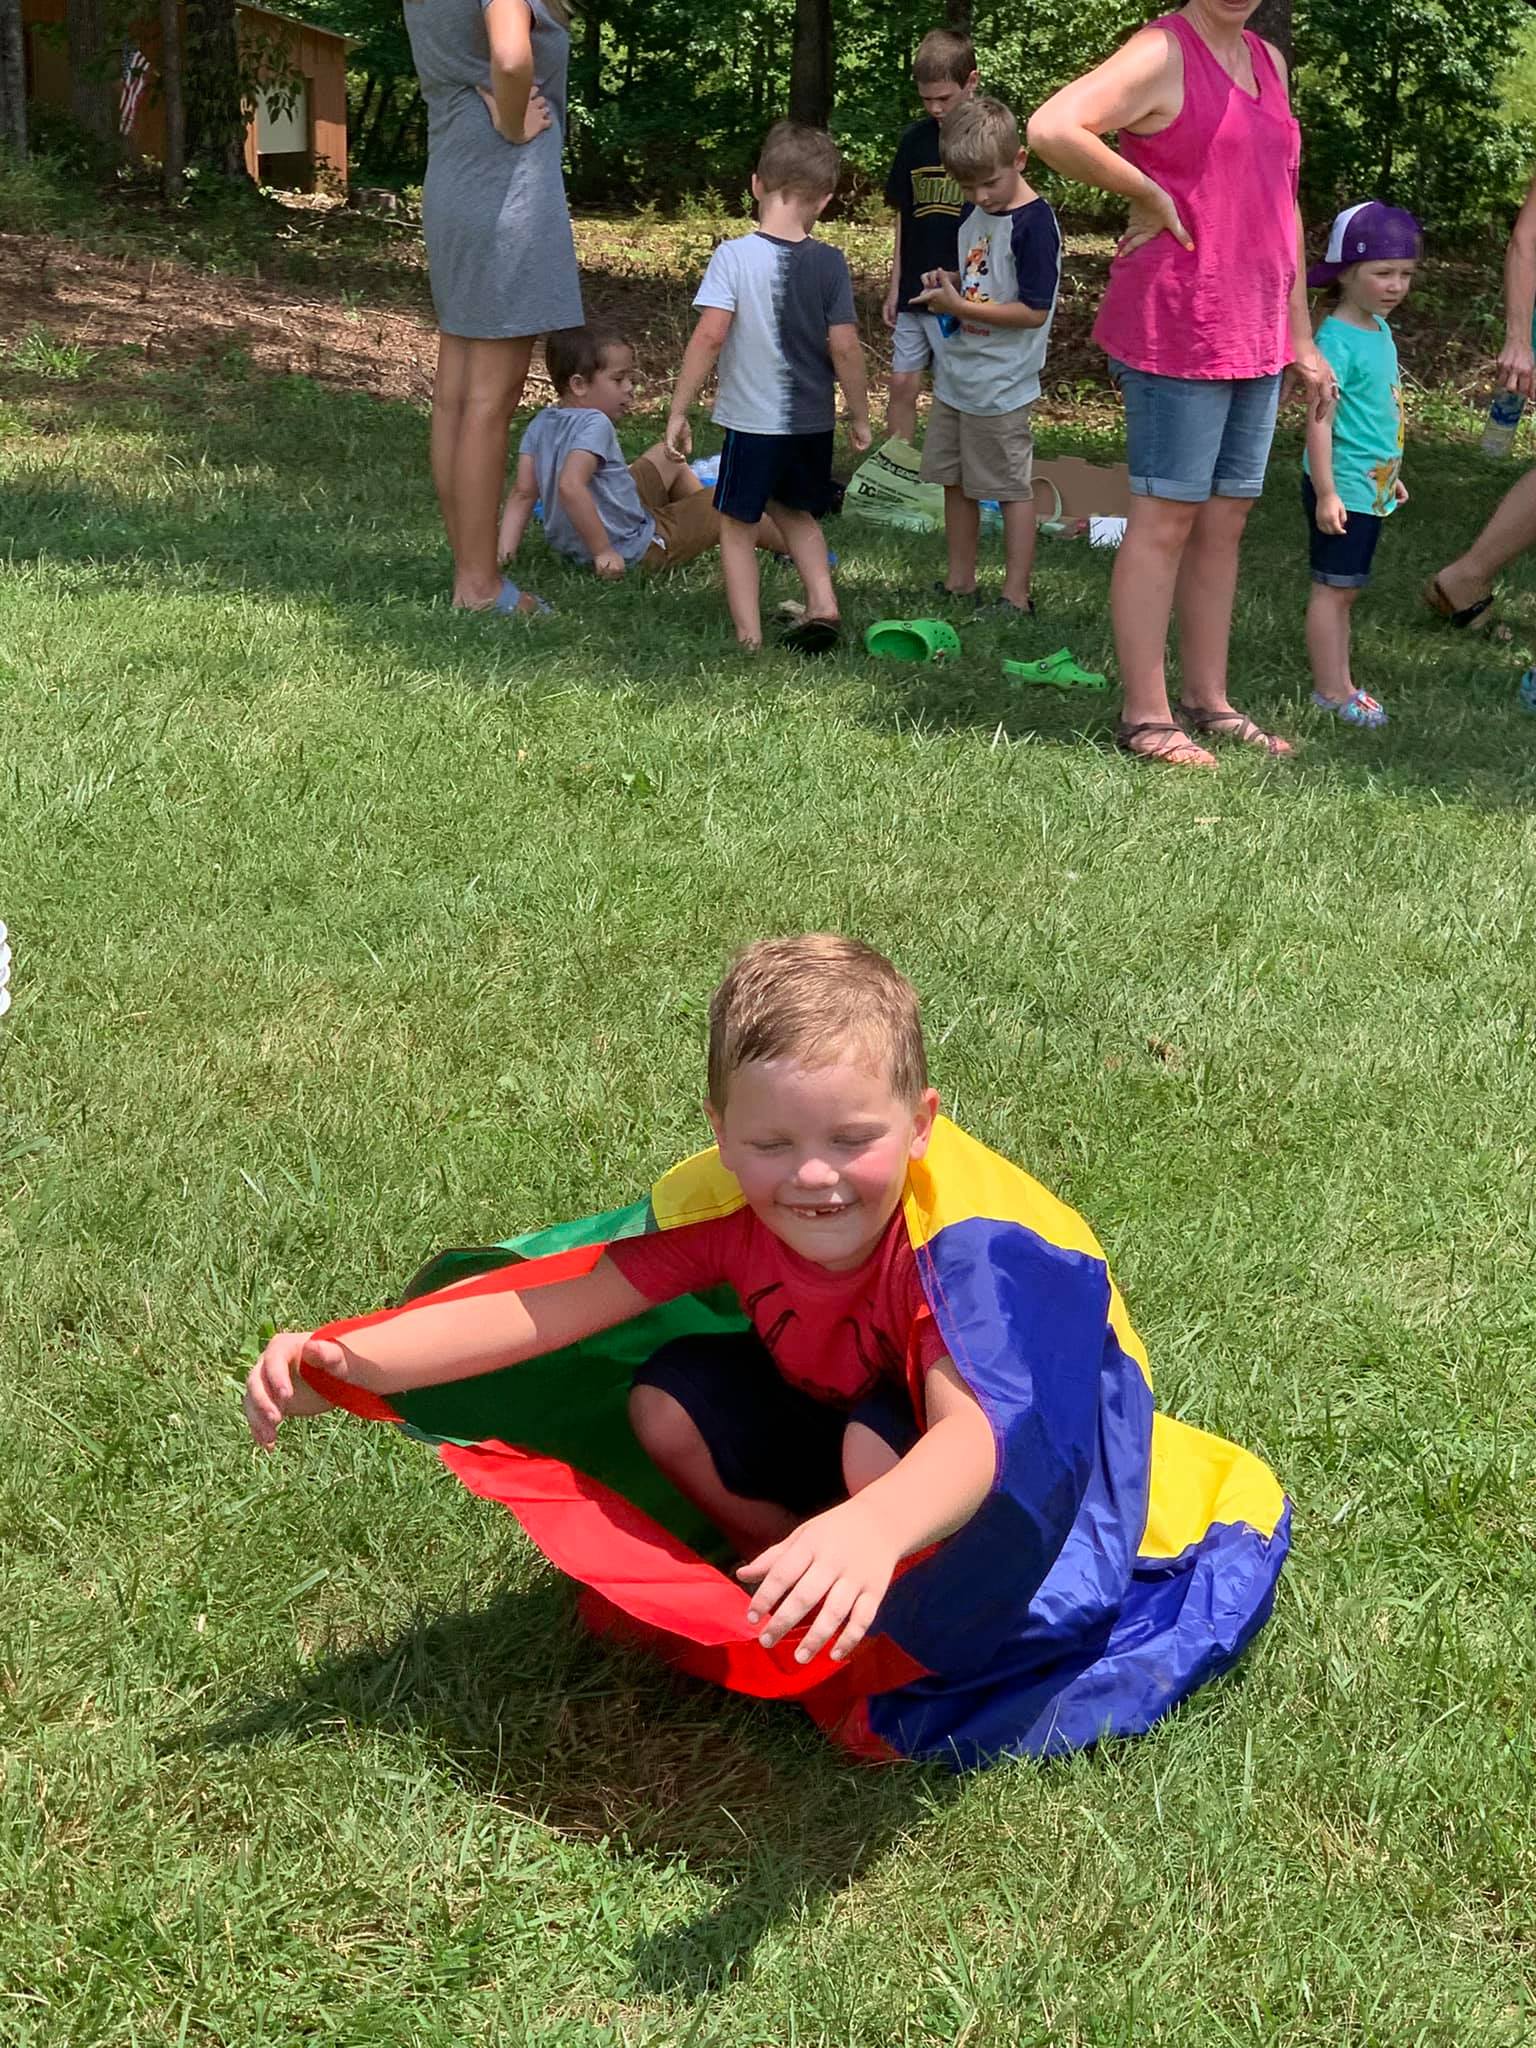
[756,120,841,202]
[914,27,976,87]
[708,935,928,1108]
[939,95,1020,182]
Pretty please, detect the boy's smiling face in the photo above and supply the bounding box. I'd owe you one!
[708,1059,939,1272]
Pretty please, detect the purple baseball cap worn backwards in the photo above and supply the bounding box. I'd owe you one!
[1307,201,1423,287]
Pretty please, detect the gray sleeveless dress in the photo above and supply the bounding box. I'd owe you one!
[404,0,583,339]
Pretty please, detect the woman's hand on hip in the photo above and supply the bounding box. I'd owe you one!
[1118,180,1192,258]
[478,84,552,143]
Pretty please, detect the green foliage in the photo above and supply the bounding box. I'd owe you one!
[1295,0,1536,235]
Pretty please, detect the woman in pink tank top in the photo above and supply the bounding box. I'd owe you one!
[1030,3,1337,768]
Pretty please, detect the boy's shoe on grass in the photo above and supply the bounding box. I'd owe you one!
[1311,687,1387,729]
[780,616,840,657]
[1003,648,1108,691]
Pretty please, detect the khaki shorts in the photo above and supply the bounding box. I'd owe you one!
[631,456,723,571]
[920,398,1036,504]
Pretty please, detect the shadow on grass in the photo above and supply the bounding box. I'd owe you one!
[5,365,1536,808]
[194,1578,955,1995]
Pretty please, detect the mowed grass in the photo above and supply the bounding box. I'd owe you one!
[3,339,1536,2048]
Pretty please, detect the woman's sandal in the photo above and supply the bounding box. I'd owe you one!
[1423,575,1513,642]
[1114,720,1217,769]
[780,616,841,657]
[1181,708,1294,757]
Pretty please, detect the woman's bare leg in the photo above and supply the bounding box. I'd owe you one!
[430,331,538,609]
[1110,494,1214,764]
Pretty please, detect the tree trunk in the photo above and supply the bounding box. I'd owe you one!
[159,0,185,193]
[788,0,833,128]
[65,0,117,152]
[1247,0,1292,66]
[363,78,397,162]
[184,0,248,178]
[944,0,973,34]
[0,0,28,159]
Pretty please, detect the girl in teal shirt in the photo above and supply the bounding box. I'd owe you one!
[1303,203,1422,729]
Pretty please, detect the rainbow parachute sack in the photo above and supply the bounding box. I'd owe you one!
[302,1119,1290,1769]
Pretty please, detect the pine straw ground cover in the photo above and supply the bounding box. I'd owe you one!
[2,244,1536,2045]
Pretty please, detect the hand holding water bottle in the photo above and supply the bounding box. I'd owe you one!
[1481,317,1536,455]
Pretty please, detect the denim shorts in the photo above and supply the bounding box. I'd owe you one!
[633,1332,920,1516]
[1109,359,1282,502]
[1301,475,1385,588]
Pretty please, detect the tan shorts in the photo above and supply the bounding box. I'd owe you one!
[920,399,1036,504]
[631,456,723,571]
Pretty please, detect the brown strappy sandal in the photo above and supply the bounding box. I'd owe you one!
[1114,719,1217,769]
[1181,708,1295,758]
[1424,575,1514,642]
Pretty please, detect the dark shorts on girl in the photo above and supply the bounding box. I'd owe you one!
[632,1331,921,1517]
[1301,475,1385,588]
[1110,360,1282,502]
[714,428,836,526]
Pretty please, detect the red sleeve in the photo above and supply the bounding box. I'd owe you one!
[604,1212,741,1305]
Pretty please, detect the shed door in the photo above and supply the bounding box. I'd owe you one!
[256,78,309,155]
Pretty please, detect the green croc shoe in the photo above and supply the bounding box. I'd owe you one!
[1001,647,1109,691]
[864,618,962,663]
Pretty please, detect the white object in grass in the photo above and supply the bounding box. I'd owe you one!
[0,922,9,1018]
[1088,516,1127,549]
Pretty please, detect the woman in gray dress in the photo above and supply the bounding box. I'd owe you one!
[404,0,584,613]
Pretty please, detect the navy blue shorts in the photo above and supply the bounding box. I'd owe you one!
[714,428,836,526]
[1302,475,1385,588]
[632,1332,921,1517]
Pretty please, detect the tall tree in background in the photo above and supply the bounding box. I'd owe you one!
[184,0,249,176]
[945,0,973,33]
[0,0,27,157]
[66,0,117,151]
[1248,0,1291,66]
[788,0,834,126]
[159,0,185,191]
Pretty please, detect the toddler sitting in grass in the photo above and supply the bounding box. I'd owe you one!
[499,327,786,579]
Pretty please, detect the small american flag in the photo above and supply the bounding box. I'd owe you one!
[119,44,150,134]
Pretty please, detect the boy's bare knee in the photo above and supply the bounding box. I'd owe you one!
[842,1419,900,1496]
[628,1383,708,1475]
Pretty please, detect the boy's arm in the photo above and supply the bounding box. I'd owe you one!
[244,1253,651,1448]
[912,287,1048,330]
[666,308,733,459]
[1500,169,1536,395]
[738,1358,996,1663]
[556,448,626,576]
[883,212,903,328]
[827,321,872,452]
[498,451,540,562]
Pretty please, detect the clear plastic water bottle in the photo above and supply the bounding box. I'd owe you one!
[1481,386,1526,457]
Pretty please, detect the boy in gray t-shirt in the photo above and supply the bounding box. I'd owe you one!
[500,330,787,580]
[911,98,1060,619]
[666,122,871,655]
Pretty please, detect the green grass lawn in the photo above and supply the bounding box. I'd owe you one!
[3,336,1536,2046]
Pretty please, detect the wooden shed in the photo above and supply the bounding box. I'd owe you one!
[20,0,350,191]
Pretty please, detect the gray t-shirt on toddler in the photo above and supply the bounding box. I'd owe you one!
[694,231,857,436]
[519,406,656,564]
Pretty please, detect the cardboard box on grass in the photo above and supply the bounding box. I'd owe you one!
[1032,457,1131,548]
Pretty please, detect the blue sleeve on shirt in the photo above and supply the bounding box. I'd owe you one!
[1010,202,1061,312]
[823,246,856,328]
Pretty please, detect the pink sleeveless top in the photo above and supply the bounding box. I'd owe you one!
[1093,13,1300,380]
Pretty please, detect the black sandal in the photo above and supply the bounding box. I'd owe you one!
[1424,576,1513,642]
[1113,720,1216,767]
[780,616,840,657]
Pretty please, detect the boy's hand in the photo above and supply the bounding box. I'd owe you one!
[911,278,963,318]
[1497,333,1536,397]
[665,411,692,461]
[592,548,626,580]
[244,1331,348,1450]
[738,1496,898,1664]
[848,416,872,454]
[1394,478,1410,506]
[1315,490,1348,536]
[882,281,899,330]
